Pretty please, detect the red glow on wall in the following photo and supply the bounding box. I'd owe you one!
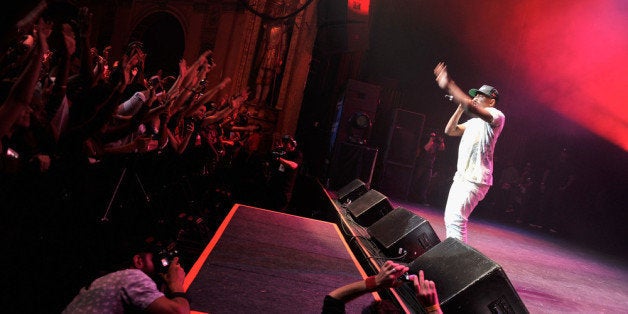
[442,0,628,151]
[348,0,370,17]
[520,0,627,151]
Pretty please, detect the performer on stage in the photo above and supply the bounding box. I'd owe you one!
[433,62,505,243]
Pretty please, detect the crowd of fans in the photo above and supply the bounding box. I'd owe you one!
[0,3,297,312]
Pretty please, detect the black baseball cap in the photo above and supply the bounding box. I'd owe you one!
[469,85,499,100]
[281,134,297,146]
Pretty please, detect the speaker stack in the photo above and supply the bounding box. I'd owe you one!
[332,179,528,313]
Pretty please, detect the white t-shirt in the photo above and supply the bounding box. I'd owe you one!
[454,107,505,186]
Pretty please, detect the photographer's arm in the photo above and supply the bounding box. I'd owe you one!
[146,257,190,314]
[278,156,298,170]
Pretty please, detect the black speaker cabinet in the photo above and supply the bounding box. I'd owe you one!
[408,238,529,314]
[346,189,393,227]
[366,207,440,263]
[337,179,368,205]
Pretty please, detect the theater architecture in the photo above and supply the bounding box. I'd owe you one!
[84,0,320,151]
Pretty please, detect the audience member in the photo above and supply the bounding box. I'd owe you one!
[265,134,303,211]
[0,14,51,147]
[538,148,577,233]
[322,260,442,314]
[516,161,541,225]
[492,159,520,219]
[410,131,445,205]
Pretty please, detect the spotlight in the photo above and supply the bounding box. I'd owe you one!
[348,112,371,144]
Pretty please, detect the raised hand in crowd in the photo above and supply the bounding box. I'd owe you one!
[0,16,51,145]
[409,270,442,314]
[323,260,408,313]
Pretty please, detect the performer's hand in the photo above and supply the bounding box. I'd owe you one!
[434,62,451,89]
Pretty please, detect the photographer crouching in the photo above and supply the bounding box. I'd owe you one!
[63,241,190,313]
[264,134,303,212]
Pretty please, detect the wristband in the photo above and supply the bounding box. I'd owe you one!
[170,292,191,304]
[425,304,440,312]
[365,276,377,290]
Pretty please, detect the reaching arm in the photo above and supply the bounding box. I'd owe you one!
[434,62,494,124]
[0,18,50,140]
[278,156,298,170]
[183,77,230,117]
[327,261,408,303]
[410,270,442,314]
[145,257,190,314]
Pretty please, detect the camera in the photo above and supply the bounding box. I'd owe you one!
[271,147,286,159]
[184,116,202,130]
[154,247,179,274]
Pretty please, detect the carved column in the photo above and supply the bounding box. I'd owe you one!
[274,0,317,137]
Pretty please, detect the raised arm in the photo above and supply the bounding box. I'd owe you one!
[0,17,50,140]
[434,62,494,124]
[327,260,408,303]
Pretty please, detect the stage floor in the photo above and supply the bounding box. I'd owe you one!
[391,199,628,313]
[181,196,628,313]
[184,204,378,314]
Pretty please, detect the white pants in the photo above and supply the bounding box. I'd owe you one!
[444,179,490,243]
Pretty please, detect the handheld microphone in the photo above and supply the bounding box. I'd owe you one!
[444,94,454,102]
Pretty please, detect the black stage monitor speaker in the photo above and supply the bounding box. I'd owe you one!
[366,207,440,263]
[346,189,393,227]
[408,238,529,314]
[337,179,368,204]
